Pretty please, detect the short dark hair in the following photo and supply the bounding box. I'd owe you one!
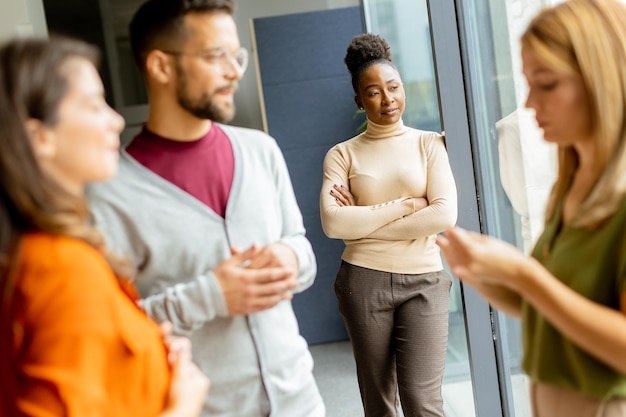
[344,33,396,93]
[129,0,235,72]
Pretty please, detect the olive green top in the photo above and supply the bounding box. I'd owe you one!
[524,192,626,399]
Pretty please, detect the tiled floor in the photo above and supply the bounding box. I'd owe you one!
[310,341,531,417]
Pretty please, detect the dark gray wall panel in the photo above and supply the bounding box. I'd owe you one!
[253,7,364,344]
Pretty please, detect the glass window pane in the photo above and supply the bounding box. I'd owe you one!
[459,1,561,416]
[363,1,475,415]
[364,0,440,132]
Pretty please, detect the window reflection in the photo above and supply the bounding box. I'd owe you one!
[463,1,561,416]
[364,0,440,132]
[42,0,146,107]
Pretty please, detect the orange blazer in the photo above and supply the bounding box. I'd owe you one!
[7,233,170,417]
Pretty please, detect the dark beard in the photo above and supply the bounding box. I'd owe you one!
[177,91,235,124]
[174,62,236,123]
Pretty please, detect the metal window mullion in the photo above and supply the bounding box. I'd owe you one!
[427,1,505,416]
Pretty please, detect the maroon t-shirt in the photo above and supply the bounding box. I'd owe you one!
[126,125,234,218]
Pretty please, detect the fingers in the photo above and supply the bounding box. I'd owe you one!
[217,244,302,315]
[436,233,460,275]
[158,321,193,364]
[159,321,173,338]
[246,267,298,293]
[329,188,345,205]
[170,358,209,392]
[436,228,475,279]
[228,244,259,265]
[242,290,294,314]
[216,258,298,316]
[438,227,508,283]
[330,184,354,206]
[236,268,296,314]
[412,197,429,211]
[232,266,298,298]
[245,245,274,269]
[167,337,192,364]
[244,243,298,271]
[441,227,475,255]
[435,234,450,256]
[167,353,210,416]
[225,286,294,315]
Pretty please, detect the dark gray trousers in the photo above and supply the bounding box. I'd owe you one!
[334,261,451,417]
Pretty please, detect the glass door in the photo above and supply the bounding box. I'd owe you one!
[429,0,563,416]
[453,1,560,416]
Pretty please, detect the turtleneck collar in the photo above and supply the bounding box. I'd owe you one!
[361,118,408,140]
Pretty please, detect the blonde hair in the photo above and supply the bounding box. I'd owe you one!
[522,0,626,228]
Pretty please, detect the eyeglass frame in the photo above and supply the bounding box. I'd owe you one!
[161,46,249,73]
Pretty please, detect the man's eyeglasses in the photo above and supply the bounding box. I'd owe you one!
[162,47,249,73]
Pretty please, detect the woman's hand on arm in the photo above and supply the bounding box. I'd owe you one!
[366,193,455,241]
[320,146,415,239]
[365,133,457,241]
[412,197,429,212]
[330,184,355,206]
[321,183,416,239]
[159,322,210,417]
[319,163,414,240]
[331,184,425,213]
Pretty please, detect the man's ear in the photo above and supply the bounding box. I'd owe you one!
[145,50,175,85]
[25,118,56,159]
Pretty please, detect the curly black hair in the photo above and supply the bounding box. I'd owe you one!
[344,33,394,93]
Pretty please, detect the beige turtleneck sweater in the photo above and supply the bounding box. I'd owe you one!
[320,118,457,274]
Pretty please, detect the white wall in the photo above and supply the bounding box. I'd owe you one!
[232,0,359,130]
[0,0,47,41]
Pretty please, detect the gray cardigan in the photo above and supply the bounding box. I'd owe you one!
[87,124,322,417]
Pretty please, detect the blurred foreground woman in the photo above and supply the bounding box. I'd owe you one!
[0,37,208,417]
[437,1,626,416]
